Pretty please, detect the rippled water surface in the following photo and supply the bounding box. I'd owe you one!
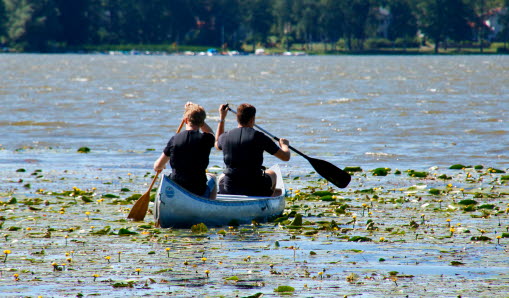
[1,54,508,174]
[1,53,509,297]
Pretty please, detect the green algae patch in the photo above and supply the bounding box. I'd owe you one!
[77,147,91,153]
[501,175,509,181]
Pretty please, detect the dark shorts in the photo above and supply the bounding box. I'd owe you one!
[219,173,273,197]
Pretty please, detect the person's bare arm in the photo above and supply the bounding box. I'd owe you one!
[215,104,229,150]
[154,152,170,172]
[201,121,213,134]
[273,138,291,161]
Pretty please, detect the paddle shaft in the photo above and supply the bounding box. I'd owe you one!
[227,107,311,161]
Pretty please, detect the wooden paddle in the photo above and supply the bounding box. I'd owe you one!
[227,107,351,188]
[127,120,185,221]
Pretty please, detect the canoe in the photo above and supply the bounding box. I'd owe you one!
[154,165,286,228]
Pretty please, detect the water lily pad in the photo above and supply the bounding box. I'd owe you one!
[349,236,372,242]
[344,166,362,172]
[371,167,390,176]
[77,147,91,153]
[274,285,295,293]
[449,164,466,170]
[458,199,478,205]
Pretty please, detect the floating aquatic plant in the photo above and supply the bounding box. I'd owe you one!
[407,170,428,178]
[191,223,208,233]
[488,168,505,173]
[348,236,372,242]
[3,249,11,263]
[117,228,138,236]
[346,273,359,283]
[449,164,466,170]
[371,167,390,176]
[274,285,295,293]
[77,147,90,153]
[344,166,362,173]
[429,189,441,195]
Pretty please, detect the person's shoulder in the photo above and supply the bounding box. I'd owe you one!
[254,129,270,139]
[203,131,215,139]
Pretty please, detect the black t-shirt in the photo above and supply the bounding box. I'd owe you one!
[163,130,214,195]
[218,127,279,176]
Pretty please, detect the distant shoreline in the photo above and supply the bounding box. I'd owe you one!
[2,44,508,56]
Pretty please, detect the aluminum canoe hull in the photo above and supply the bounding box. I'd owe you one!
[154,165,286,228]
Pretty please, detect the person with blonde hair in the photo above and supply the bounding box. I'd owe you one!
[154,102,216,198]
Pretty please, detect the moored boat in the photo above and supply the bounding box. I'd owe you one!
[154,165,286,228]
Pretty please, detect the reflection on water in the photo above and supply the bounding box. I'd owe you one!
[1,54,508,171]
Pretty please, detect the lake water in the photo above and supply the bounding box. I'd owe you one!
[1,54,508,184]
[1,53,509,297]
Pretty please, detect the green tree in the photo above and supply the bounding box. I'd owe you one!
[272,0,293,50]
[4,0,60,51]
[54,0,90,46]
[242,0,272,51]
[387,0,418,44]
[0,0,6,44]
[291,0,320,50]
[417,0,448,53]
[499,1,509,48]
[319,0,344,51]
[340,0,376,50]
[444,0,474,48]
[417,0,476,53]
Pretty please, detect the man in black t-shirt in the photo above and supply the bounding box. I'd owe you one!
[154,102,215,197]
[215,103,291,196]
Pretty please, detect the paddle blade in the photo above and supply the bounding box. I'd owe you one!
[127,191,151,221]
[308,157,351,188]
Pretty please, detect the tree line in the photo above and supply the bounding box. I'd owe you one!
[1,0,509,53]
